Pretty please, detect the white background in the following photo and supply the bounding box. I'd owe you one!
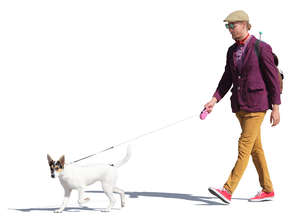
[1,0,299,219]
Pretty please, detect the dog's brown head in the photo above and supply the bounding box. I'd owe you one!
[47,154,65,178]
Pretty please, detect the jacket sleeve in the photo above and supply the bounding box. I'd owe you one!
[260,44,281,105]
[213,49,233,102]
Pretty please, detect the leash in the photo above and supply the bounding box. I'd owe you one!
[69,113,198,164]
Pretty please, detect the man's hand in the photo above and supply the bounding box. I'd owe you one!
[204,97,218,113]
[270,104,280,127]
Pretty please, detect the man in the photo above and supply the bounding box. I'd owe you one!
[205,10,281,204]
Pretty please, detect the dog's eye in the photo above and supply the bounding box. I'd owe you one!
[55,161,62,168]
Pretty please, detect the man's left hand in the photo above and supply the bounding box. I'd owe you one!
[270,104,280,127]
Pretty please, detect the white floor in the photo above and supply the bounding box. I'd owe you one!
[1,1,299,219]
[3,107,299,220]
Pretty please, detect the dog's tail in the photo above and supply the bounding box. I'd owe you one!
[113,146,132,168]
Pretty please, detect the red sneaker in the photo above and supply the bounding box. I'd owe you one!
[208,187,231,204]
[248,191,274,202]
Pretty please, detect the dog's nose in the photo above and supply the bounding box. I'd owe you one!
[51,174,55,178]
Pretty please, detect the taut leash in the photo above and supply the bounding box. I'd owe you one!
[69,113,198,164]
[69,146,115,164]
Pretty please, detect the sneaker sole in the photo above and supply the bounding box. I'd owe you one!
[208,187,231,204]
[248,197,274,202]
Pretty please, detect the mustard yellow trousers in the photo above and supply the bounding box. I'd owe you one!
[223,111,273,194]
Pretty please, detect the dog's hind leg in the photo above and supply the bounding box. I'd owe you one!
[55,188,72,213]
[78,188,90,207]
[114,187,126,207]
[102,183,116,212]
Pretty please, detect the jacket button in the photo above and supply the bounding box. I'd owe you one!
[238,76,241,79]
[238,86,240,90]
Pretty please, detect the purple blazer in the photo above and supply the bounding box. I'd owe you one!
[213,36,281,113]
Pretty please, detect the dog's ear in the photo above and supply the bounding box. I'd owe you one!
[59,155,65,167]
[47,154,53,163]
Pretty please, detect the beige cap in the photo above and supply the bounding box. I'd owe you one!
[224,10,249,22]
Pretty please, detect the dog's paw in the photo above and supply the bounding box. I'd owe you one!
[121,202,125,208]
[54,209,63,213]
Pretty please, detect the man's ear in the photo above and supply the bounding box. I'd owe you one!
[59,155,65,167]
[47,154,53,163]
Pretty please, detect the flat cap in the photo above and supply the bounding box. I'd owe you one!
[224,10,249,22]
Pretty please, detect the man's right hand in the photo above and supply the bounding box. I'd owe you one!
[204,97,217,113]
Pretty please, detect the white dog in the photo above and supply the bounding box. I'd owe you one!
[47,147,131,213]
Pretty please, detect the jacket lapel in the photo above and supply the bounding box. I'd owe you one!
[230,44,239,73]
[241,36,257,72]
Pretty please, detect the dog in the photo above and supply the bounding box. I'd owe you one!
[47,146,131,213]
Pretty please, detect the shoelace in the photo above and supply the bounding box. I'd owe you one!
[255,191,263,197]
[220,187,231,195]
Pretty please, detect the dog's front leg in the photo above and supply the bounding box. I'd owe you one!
[55,188,72,213]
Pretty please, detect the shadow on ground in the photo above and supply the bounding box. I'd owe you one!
[87,190,246,206]
[10,191,248,212]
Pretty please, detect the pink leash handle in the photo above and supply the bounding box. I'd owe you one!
[200,108,209,120]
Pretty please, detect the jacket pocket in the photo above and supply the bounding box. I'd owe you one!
[247,85,264,92]
[246,84,265,106]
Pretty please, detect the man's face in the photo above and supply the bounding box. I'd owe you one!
[226,21,247,40]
